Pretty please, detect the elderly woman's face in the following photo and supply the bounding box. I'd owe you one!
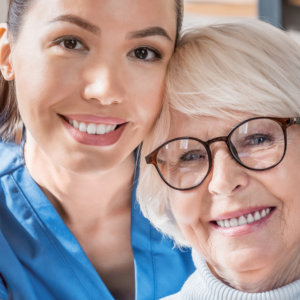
[167,110,300,292]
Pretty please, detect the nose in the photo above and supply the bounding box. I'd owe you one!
[81,59,125,105]
[208,146,249,196]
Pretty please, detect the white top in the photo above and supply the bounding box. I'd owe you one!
[162,250,300,300]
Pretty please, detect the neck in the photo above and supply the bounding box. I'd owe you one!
[24,138,135,225]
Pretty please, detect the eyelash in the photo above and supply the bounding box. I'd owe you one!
[52,35,88,51]
[128,46,162,62]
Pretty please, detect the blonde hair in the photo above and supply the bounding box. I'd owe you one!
[137,19,300,246]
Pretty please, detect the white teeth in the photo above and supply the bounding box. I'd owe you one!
[69,120,117,135]
[247,213,254,223]
[218,220,225,227]
[87,123,96,134]
[73,120,79,129]
[97,124,106,134]
[254,211,261,221]
[79,122,87,132]
[224,220,230,227]
[106,125,115,133]
[230,218,238,227]
[216,208,272,228]
[238,215,247,226]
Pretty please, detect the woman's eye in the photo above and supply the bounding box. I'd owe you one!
[244,134,273,146]
[128,47,161,62]
[179,150,206,162]
[53,36,87,51]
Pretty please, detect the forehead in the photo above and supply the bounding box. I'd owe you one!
[21,0,177,33]
[168,110,255,140]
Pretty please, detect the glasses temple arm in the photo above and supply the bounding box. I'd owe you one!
[288,117,300,125]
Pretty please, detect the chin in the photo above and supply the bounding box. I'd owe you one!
[229,266,282,293]
[56,145,128,172]
[214,248,279,291]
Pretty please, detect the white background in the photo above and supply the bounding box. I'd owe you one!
[0,0,8,22]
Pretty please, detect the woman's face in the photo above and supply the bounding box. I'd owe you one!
[167,110,300,292]
[7,0,176,172]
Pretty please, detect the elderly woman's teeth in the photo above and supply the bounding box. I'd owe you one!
[69,120,117,135]
[216,208,271,228]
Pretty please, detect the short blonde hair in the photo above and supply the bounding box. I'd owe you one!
[137,20,300,246]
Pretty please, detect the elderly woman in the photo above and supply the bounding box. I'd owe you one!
[137,20,300,299]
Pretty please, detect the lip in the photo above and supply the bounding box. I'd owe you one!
[210,207,276,237]
[65,114,126,125]
[213,206,273,221]
[60,115,127,146]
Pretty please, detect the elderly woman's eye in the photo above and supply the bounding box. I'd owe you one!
[180,150,206,162]
[245,134,274,146]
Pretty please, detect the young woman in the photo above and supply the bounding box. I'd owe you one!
[138,20,300,299]
[0,0,194,299]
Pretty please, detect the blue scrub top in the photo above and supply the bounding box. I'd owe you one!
[0,141,194,300]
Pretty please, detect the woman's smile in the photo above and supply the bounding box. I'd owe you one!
[210,206,276,236]
[61,114,128,146]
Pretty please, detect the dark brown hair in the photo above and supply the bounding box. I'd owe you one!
[0,0,33,142]
[0,0,184,143]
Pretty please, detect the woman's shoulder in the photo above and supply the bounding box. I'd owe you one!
[0,140,24,177]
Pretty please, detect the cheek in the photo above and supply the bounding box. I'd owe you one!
[251,146,300,241]
[13,42,82,95]
[168,188,216,254]
[14,57,82,123]
[169,190,203,225]
[171,196,212,257]
[262,144,300,207]
[128,73,165,127]
[271,171,300,229]
[137,71,164,98]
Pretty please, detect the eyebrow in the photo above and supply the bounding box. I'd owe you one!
[49,15,172,42]
[49,14,100,35]
[127,26,173,42]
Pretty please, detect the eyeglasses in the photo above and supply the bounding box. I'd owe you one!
[145,117,300,191]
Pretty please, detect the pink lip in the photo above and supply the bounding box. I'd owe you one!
[213,206,272,221]
[61,117,127,146]
[65,114,126,125]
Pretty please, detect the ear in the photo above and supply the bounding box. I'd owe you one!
[0,23,14,81]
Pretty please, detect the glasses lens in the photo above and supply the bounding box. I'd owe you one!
[230,118,285,170]
[156,138,209,190]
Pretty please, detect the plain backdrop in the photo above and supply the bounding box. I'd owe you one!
[0,0,8,22]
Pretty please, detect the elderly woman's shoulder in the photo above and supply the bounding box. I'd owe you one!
[160,293,181,300]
